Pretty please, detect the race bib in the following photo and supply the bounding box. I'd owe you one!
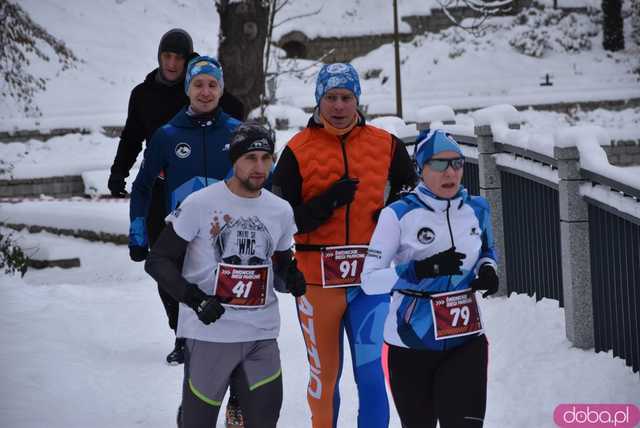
[320,245,368,288]
[213,263,269,308]
[430,288,483,340]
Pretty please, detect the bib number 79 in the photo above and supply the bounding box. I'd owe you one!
[339,260,358,278]
[231,281,253,299]
[450,305,470,327]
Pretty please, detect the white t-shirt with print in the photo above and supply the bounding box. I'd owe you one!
[166,181,297,343]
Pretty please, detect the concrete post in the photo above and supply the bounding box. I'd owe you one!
[475,125,508,296]
[555,145,594,349]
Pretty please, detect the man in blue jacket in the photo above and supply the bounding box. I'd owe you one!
[129,55,239,258]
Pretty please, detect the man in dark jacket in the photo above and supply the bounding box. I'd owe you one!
[108,29,244,367]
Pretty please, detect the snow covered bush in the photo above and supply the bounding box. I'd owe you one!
[0,231,28,277]
[509,26,551,57]
[509,4,598,57]
[555,13,598,52]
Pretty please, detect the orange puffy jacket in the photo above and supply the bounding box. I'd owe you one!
[275,118,399,285]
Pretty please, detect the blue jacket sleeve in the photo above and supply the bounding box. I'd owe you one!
[129,127,168,248]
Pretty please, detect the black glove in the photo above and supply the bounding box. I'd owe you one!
[471,264,499,298]
[129,245,148,262]
[316,178,359,210]
[183,285,226,325]
[108,172,127,198]
[286,259,306,297]
[414,247,466,279]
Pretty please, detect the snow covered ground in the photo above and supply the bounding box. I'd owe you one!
[1,1,639,426]
[0,228,638,428]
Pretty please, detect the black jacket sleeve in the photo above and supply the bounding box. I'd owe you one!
[386,135,418,205]
[144,223,191,303]
[271,146,333,234]
[110,88,146,177]
[272,249,293,293]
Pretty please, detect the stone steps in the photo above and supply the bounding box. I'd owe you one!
[0,175,85,198]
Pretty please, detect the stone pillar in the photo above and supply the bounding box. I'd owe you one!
[555,145,594,349]
[475,125,508,296]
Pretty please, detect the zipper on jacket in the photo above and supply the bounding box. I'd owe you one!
[340,135,350,244]
[445,199,455,246]
[202,126,208,186]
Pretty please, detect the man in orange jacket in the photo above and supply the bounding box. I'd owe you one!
[272,63,417,428]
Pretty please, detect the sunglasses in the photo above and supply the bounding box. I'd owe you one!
[426,157,465,172]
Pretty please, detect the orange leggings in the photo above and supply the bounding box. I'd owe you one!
[296,285,390,428]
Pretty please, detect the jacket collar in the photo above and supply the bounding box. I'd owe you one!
[413,182,466,211]
[170,106,225,128]
[307,108,367,129]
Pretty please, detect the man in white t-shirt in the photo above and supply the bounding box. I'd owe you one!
[145,123,306,428]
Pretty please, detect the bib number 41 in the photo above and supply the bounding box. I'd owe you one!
[213,263,269,308]
[231,281,253,299]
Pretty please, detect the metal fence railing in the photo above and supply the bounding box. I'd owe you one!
[501,170,563,305]
[462,160,480,196]
[587,199,640,373]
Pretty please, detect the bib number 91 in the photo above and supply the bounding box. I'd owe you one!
[321,245,368,288]
[339,260,358,278]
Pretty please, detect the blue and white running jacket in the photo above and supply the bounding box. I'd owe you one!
[361,182,497,351]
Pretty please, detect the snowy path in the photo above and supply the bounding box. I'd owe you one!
[0,231,638,428]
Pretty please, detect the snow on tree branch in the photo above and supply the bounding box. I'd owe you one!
[436,0,514,33]
[0,0,78,116]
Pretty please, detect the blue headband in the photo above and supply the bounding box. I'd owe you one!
[184,55,224,94]
[415,129,463,169]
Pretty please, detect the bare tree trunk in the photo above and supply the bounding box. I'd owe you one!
[631,0,640,46]
[216,0,269,116]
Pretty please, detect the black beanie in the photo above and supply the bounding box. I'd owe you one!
[158,28,193,59]
[229,123,275,165]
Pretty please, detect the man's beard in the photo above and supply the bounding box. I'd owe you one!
[238,175,266,192]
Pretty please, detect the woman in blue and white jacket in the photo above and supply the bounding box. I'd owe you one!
[361,129,499,428]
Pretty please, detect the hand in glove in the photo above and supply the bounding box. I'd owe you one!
[129,245,149,262]
[108,172,127,198]
[312,178,359,211]
[471,264,499,298]
[414,247,466,279]
[286,259,307,297]
[183,285,226,325]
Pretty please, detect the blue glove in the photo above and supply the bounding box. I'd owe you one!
[129,217,148,262]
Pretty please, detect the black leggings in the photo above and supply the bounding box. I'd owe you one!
[387,335,488,428]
